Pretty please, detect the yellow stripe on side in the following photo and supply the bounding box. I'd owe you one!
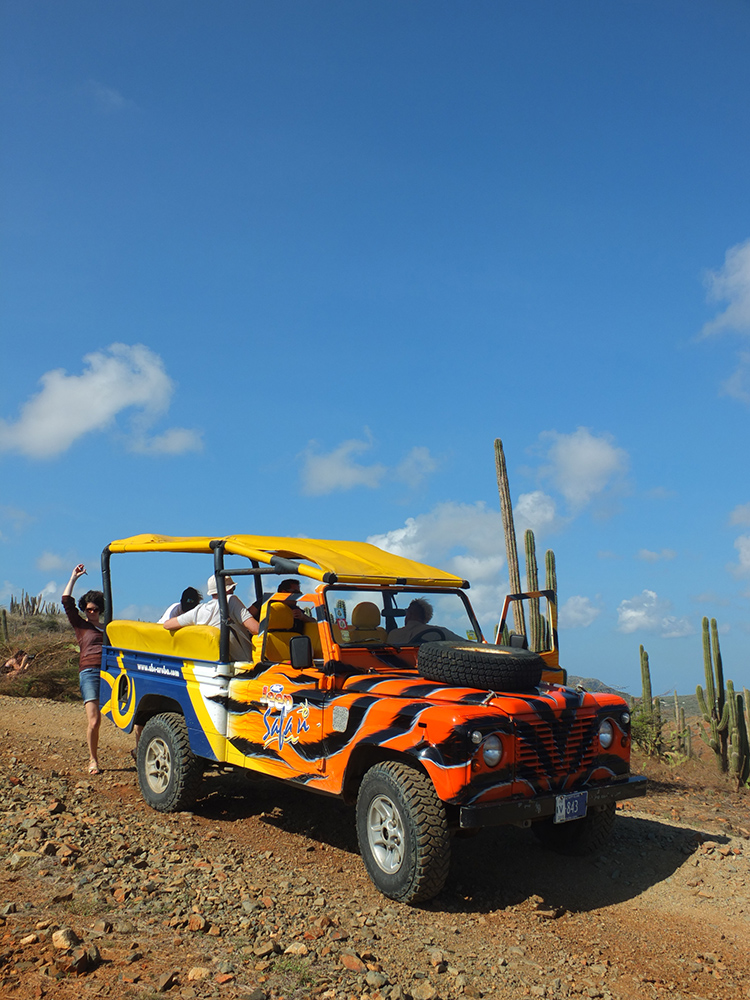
[100,653,136,729]
[182,660,228,762]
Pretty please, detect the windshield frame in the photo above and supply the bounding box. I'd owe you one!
[321,584,484,648]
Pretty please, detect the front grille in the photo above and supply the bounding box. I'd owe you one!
[515,714,597,777]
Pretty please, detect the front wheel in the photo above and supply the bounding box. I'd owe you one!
[532,802,616,856]
[356,761,450,904]
[138,713,203,812]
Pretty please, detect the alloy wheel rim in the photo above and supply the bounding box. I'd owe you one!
[367,793,405,873]
[145,737,171,794]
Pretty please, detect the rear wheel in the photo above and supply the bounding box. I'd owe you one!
[532,802,616,855]
[138,713,203,812]
[356,761,450,904]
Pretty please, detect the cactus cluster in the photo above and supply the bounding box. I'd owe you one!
[696,617,749,786]
[8,590,59,618]
[696,617,729,773]
[521,529,558,652]
[727,681,749,786]
[633,645,663,755]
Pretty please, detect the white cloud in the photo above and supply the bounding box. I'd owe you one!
[368,501,503,565]
[616,589,693,638]
[729,503,750,526]
[119,603,163,621]
[395,446,438,490]
[637,548,677,563]
[691,592,732,609]
[728,535,750,577]
[559,595,601,629]
[0,344,201,459]
[36,552,65,572]
[701,238,750,337]
[130,427,203,455]
[300,435,437,496]
[368,501,508,627]
[538,427,628,509]
[0,506,32,541]
[84,80,136,113]
[514,490,560,536]
[721,349,750,404]
[301,435,386,495]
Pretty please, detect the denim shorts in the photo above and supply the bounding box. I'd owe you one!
[79,668,101,705]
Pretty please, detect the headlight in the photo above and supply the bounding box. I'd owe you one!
[470,730,483,745]
[599,719,614,749]
[482,735,503,767]
[621,712,631,725]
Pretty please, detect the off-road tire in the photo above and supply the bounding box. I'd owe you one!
[356,761,450,904]
[138,713,203,812]
[417,641,544,691]
[532,802,616,856]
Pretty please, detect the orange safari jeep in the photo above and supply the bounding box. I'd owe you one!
[99,533,646,903]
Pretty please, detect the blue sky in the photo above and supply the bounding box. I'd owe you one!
[2,1,749,697]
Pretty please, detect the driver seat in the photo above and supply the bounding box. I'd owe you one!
[348,602,387,643]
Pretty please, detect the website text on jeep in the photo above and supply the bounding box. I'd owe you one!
[99,533,646,903]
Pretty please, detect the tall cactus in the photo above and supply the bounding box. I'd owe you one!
[524,529,543,651]
[696,617,729,772]
[544,549,558,652]
[640,645,653,721]
[683,708,692,757]
[673,691,687,754]
[727,682,750,787]
[494,439,526,638]
[0,608,7,644]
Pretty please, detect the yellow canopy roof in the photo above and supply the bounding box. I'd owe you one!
[106,534,468,588]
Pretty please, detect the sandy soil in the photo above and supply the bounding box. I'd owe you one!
[1,695,748,1000]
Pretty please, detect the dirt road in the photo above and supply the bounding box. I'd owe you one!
[1,695,748,1000]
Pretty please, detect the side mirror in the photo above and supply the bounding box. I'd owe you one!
[509,633,528,649]
[289,635,313,669]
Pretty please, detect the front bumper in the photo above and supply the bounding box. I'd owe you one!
[458,775,647,830]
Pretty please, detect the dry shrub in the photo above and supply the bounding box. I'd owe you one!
[0,610,81,702]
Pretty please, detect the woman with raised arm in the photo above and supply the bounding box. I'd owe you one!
[61,564,105,774]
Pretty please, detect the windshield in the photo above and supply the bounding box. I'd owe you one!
[324,588,481,648]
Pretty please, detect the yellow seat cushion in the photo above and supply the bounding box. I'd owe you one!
[106,620,220,661]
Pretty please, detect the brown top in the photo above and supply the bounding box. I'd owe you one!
[62,595,104,671]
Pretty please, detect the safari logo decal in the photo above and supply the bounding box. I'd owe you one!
[260,683,310,750]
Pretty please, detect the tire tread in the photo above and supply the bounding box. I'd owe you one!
[418,641,544,691]
[357,761,450,904]
[138,713,203,813]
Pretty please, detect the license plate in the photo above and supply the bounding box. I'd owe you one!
[554,790,588,824]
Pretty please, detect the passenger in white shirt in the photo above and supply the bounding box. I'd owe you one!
[162,575,258,635]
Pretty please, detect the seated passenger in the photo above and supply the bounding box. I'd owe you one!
[387,598,464,645]
[158,586,202,624]
[248,578,313,635]
[162,575,257,636]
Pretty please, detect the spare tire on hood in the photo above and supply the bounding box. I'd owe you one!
[417,641,544,691]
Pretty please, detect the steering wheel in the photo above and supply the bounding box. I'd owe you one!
[406,627,450,644]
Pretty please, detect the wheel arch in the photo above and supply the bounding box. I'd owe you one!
[342,744,432,805]
[134,694,185,728]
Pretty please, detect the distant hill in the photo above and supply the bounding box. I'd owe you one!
[567,675,631,698]
[566,676,700,717]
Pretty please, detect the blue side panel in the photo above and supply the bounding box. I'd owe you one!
[99,645,229,763]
